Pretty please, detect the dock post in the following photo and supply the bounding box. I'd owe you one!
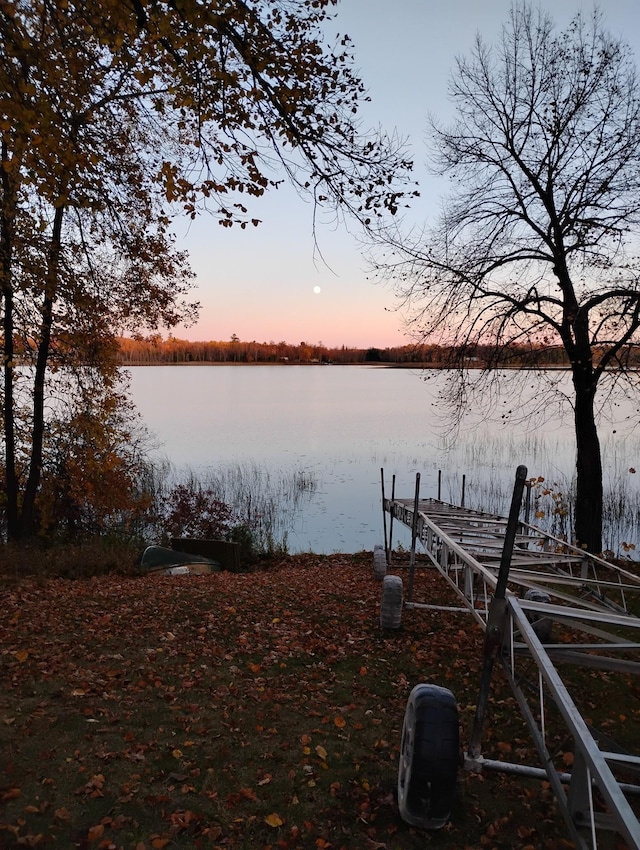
[407,473,421,603]
[467,465,527,761]
[380,468,389,567]
[388,474,396,567]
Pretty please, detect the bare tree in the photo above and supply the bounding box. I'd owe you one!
[375,3,640,554]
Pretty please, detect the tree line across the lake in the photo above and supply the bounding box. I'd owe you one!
[116,335,640,368]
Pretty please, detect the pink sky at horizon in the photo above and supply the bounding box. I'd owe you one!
[171,0,640,349]
[172,192,414,349]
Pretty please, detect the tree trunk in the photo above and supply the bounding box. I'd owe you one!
[1,282,18,540]
[572,370,603,554]
[1,139,20,540]
[555,256,603,554]
[19,204,65,538]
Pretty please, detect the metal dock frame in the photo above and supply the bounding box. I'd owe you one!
[382,466,640,850]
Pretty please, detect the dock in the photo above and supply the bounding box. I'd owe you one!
[380,468,640,850]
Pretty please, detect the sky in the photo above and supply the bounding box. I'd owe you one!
[172,0,640,349]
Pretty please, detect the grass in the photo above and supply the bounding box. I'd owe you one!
[0,552,636,848]
[0,537,143,580]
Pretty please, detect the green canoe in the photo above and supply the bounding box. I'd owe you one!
[140,545,223,575]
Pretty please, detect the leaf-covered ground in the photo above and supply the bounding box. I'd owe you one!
[0,553,594,848]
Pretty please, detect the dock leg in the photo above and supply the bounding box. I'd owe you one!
[407,473,421,603]
[388,474,396,567]
[467,465,528,762]
[380,468,389,569]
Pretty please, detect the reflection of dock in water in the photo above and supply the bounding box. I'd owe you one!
[378,467,640,850]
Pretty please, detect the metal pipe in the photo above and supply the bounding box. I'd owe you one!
[468,465,527,759]
[496,465,528,598]
[388,474,396,566]
[467,757,640,795]
[405,602,473,614]
[380,468,388,565]
[407,473,420,603]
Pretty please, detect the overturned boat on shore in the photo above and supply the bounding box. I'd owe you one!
[140,545,223,576]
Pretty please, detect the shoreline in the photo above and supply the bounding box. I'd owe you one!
[117,360,575,370]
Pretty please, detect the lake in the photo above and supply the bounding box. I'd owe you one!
[127,365,640,555]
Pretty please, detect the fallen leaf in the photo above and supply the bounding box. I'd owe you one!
[87,824,104,841]
[54,807,71,822]
[265,812,284,828]
[1,787,20,801]
[239,787,258,801]
[15,834,43,847]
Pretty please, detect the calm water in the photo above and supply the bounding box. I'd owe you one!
[127,365,640,554]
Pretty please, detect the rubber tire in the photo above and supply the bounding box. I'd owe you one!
[397,684,459,830]
[373,544,387,580]
[524,589,553,643]
[380,574,403,629]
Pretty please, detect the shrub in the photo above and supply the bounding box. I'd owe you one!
[158,484,237,542]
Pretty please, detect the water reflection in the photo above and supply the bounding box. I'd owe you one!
[127,365,640,555]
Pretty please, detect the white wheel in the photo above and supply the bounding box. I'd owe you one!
[524,589,553,643]
[380,574,402,629]
[373,544,387,579]
[398,684,459,830]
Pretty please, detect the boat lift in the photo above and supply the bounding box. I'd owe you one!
[378,465,640,850]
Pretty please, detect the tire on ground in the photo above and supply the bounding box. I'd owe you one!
[373,544,387,580]
[397,683,459,830]
[380,574,402,629]
[524,589,553,643]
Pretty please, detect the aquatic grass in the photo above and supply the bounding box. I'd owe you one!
[423,416,640,559]
[144,459,317,557]
[200,461,317,556]
[442,467,640,559]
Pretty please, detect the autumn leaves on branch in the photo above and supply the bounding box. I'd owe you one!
[0,0,415,541]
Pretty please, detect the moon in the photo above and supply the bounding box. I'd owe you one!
[313,285,321,295]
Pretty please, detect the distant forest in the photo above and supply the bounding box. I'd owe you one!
[115,335,631,367]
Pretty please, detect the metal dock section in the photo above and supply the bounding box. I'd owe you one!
[381,469,640,850]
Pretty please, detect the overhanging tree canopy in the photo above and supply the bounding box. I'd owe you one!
[374,3,640,553]
[1,0,415,540]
